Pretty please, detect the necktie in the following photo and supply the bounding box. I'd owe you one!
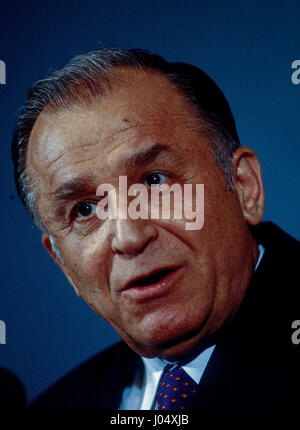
[156,365,198,410]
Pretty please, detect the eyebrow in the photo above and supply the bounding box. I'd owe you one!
[53,175,97,202]
[124,143,174,170]
[52,144,175,204]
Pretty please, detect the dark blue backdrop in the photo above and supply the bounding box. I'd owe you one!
[0,0,299,404]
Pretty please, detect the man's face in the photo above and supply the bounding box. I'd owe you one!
[27,70,258,360]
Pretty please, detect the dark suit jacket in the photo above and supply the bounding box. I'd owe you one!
[29,222,300,411]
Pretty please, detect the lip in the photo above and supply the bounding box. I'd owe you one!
[121,265,187,301]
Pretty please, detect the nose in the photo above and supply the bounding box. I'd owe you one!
[111,219,158,255]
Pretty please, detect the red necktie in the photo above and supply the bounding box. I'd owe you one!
[156,366,198,410]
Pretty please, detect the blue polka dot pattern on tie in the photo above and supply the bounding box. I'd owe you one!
[156,366,198,410]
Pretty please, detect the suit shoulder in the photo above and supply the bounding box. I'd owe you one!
[252,222,300,280]
[252,221,299,255]
[248,222,300,337]
[28,341,139,411]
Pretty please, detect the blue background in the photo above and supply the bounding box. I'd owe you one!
[0,0,299,404]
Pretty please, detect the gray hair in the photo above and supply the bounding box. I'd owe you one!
[12,48,240,232]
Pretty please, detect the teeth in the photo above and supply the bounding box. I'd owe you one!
[132,269,173,287]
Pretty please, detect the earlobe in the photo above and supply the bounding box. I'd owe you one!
[232,147,265,225]
[41,233,81,296]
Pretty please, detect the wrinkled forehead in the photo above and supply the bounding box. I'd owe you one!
[26,69,200,174]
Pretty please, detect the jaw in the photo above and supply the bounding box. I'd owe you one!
[108,253,256,362]
[119,323,212,362]
[108,302,214,361]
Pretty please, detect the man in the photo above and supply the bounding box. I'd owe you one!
[12,49,299,411]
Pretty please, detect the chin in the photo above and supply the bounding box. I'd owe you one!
[124,318,209,361]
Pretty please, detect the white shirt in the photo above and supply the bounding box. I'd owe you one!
[119,244,265,410]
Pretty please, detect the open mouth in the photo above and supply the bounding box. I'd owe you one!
[121,265,187,300]
[130,268,176,288]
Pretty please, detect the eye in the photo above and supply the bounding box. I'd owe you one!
[145,172,167,187]
[73,201,97,220]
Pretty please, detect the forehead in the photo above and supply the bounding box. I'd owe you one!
[27,69,200,180]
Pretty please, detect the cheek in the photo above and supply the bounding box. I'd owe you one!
[60,236,110,301]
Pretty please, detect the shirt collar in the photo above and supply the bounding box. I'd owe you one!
[255,244,265,271]
[142,344,216,386]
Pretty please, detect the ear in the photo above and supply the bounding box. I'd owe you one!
[42,233,80,296]
[232,147,265,226]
